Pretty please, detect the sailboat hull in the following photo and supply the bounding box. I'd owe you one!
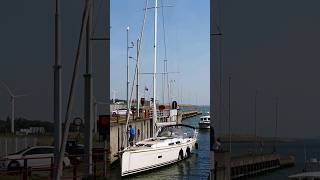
[121,139,197,176]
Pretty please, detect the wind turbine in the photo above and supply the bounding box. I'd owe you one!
[1,81,28,134]
[111,89,118,103]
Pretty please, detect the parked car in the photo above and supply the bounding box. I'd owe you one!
[66,140,84,165]
[65,140,105,165]
[0,146,70,171]
[112,108,132,115]
[66,140,84,155]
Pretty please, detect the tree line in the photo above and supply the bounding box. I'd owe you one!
[0,117,53,134]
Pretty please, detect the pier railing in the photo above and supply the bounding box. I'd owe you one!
[214,151,295,179]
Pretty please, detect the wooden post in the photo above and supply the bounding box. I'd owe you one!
[93,156,97,180]
[73,165,77,180]
[23,158,27,180]
[50,157,54,178]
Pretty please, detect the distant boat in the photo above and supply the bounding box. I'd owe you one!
[288,172,320,180]
[288,148,320,179]
[199,115,210,129]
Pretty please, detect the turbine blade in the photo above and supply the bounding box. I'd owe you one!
[15,94,28,98]
[0,81,13,96]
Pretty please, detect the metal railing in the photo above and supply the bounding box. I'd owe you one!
[0,150,110,180]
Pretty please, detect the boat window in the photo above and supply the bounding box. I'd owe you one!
[168,142,174,145]
[176,141,180,144]
[157,125,195,138]
[208,118,210,120]
[145,144,152,147]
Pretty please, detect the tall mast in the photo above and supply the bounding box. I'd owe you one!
[166,61,170,105]
[254,90,258,153]
[53,0,62,177]
[126,26,130,124]
[136,38,140,117]
[228,75,232,152]
[273,97,279,153]
[84,0,93,174]
[153,0,158,135]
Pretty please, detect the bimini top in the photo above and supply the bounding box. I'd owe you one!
[157,124,196,129]
[156,124,196,138]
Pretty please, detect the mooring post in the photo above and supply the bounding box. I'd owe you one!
[23,158,27,180]
[93,156,97,180]
[73,165,77,180]
[50,157,54,178]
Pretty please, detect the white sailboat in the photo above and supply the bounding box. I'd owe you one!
[120,0,198,176]
[121,124,198,176]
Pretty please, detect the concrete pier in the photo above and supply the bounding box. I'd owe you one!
[181,110,202,119]
[214,151,295,179]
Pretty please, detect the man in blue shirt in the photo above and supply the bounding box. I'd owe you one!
[129,125,135,146]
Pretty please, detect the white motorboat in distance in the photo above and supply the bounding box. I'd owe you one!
[121,124,198,176]
[289,172,320,180]
[199,115,210,129]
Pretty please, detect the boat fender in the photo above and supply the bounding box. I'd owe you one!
[172,101,178,109]
[186,147,191,157]
[178,149,184,160]
[195,143,199,149]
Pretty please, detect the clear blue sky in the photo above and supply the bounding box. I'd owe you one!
[110,0,210,105]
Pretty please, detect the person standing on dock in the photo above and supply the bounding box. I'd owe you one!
[129,125,135,146]
[215,138,222,151]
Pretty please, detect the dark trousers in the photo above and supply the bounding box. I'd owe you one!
[129,136,134,146]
